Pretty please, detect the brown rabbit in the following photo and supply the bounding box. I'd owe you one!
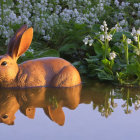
[0,25,81,88]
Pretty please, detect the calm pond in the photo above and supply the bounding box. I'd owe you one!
[0,80,140,140]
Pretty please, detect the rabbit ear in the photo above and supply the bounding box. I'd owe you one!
[44,106,65,126]
[7,25,33,60]
[25,107,36,119]
[7,25,28,57]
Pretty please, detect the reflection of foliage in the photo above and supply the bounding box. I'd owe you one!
[91,86,140,118]
[120,88,140,114]
[49,96,58,109]
[134,98,140,111]
[121,89,132,114]
[93,89,118,118]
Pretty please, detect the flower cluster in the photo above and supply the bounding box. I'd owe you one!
[0,0,140,47]
[131,27,140,42]
[83,35,94,46]
[109,52,117,60]
[100,21,112,42]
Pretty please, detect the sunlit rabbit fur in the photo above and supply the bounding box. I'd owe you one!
[0,25,81,88]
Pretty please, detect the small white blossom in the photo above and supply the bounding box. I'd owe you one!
[104,33,112,41]
[100,25,104,31]
[134,3,139,8]
[109,52,117,60]
[103,21,107,27]
[114,0,119,7]
[28,48,34,54]
[137,29,140,35]
[83,37,89,45]
[134,48,140,56]
[127,38,131,44]
[89,39,94,46]
[134,36,138,42]
[100,34,105,41]
[83,36,94,46]
[131,27,137,36]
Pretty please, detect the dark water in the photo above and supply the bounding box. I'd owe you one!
[0,80,140,140]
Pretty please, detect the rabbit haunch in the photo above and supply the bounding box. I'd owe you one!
[0,25,81,88]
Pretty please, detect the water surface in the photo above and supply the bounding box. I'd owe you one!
[0,80,140,140]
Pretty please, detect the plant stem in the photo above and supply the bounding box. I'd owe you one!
[104,39,108,59]
[126,89,129,113]
[1,0,4,25]
[126,44,129,65]
[138,35,140,50]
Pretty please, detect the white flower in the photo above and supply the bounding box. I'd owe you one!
[103,21,107,27]
[100,25,104,31]
[134,48,140,56]
[105,34,112,41]
[134,3,139,7]
[131,27,137,36]
[43,35,51,41]
[83,37,89,45]
[114,0,119,7]
[89,39,94,46]
[83,36,94,46]
[134,36,138,42]
[137,29,140,35]
[127,38,131,44]
[100,34,105,41]
[109,52,117,60]
[28,48,34,54]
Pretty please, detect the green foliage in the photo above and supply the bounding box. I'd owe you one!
[18,49,60,63]
[80,20,140,87]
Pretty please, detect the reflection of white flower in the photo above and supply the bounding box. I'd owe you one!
[127,38,131,44]
[109,52,117,60]
[124,109,132,114]
[135,104,140,111]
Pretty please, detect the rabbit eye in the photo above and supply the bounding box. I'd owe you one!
[2,114,8,119]
[1,61,7,66]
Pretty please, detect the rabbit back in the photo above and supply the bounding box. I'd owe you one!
[18,57,81,87]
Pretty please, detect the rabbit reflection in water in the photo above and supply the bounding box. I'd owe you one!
[0,86,81,125]
[0,25,81,88]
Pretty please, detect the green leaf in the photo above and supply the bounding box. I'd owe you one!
[59,43,78,53]
[78,65,87,74]
[128,99,132,106]
[72,61,82,67]
[97,70,114,81]
[37,49,60,57]
[94,42,103,55]
[112,32,132,42]
[74,23,86,30]
[92,24,100,32]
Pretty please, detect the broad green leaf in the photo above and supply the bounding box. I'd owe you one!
[59,43,78,52]
[37,49,60,57]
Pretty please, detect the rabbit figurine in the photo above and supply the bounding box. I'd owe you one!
[0,25,81,88]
